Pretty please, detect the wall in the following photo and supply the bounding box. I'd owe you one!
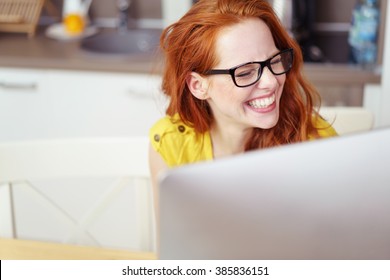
[42,0,162,25]
[89,0,161,20]
[43,1,198,28]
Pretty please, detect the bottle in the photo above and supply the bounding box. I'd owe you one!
[348,0,380,69]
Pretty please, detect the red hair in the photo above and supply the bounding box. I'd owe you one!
[160,0,322,150]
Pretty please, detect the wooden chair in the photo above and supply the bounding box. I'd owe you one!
[0,137,156,259]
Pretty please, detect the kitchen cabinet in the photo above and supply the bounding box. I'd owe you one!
[44,70,165,139]
[0,68,50,141]
[0,67,164,252]
[0,67,165,141]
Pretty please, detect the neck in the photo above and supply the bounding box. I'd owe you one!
[210,123,252,159]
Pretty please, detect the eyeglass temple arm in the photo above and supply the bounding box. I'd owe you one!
[205,69,231,75]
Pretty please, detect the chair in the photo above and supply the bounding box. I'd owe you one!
[0,137,156,259]
[320,106,375,135]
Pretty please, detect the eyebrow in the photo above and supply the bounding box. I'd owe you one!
[214,49,282,70]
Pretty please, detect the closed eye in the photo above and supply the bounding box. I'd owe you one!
[236,69,257,78]
[270,58,282,65]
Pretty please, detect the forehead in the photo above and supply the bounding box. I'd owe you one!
[215,17,278,67]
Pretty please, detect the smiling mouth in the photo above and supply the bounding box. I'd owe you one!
[248,94,276,109]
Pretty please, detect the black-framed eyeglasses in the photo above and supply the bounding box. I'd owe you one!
[205,48,294,88]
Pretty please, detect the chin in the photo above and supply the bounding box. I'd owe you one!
[259,122,278,130]
[253,112,279,129]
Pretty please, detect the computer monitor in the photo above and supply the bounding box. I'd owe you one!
[158,128,390,259]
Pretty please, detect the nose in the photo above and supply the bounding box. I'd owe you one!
[255,66,278,88]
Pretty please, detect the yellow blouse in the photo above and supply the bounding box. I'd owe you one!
[150,114,337,167]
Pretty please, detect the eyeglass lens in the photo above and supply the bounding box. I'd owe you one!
[234,50,292,87]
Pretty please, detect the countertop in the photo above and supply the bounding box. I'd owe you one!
[0,29,163,74]
[0,28,381,86]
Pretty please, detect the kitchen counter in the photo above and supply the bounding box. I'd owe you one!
[0,29,163,74]
[0,28,381,85]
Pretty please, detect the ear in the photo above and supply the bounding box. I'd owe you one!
[186,72,209,100]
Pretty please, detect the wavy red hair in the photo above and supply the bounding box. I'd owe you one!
[160,0,322,150]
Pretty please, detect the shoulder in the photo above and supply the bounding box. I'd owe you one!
[311,116,338,139]
[150,114,194,145]
[149,115,212,167]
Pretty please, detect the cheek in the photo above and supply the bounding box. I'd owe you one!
[277,74,286,87]
[211,75,234,89]
[276,76,286,98]
[208,76,238,100]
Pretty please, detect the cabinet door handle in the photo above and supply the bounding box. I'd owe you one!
[127,90,153,100]
[0,82,38,91]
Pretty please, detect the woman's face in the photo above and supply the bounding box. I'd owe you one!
[205,17,286,131]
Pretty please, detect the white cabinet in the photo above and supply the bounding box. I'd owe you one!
[0,68,166,140]
[45,70,166,139]
[0,68,50,141]
[0,67,165,252]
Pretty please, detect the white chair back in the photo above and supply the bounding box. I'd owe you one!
[0,137,155,259]
[320,107,375,135]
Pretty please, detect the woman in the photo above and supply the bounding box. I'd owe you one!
[149,0,337,188]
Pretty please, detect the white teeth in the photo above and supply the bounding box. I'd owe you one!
[248,94,275,109]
